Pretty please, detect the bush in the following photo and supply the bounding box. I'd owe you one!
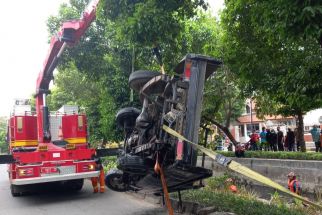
[217,151,322,160]
[206,174,231,190]
[173,188,306,215]
[171,175,321,215]
[101,156,117,173]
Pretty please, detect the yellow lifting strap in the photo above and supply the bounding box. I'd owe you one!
[162,125,322,210]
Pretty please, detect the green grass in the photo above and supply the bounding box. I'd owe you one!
[173,189,306,215]
[172,176,319,215]
[217,151,322,160]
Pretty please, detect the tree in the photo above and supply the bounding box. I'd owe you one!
[47,63,121,142]
[0,117,8,154]
[47,0,245,146]
[47,0,134,142]
[249,1,322,48]
[47,0,207,141]
[221,0,322,151]
[203,66,244,146]
[179,12,244,145]
[99,0,209,70]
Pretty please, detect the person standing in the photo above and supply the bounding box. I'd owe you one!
[277,127,284,151]
[294,128,301,151]
[266,128,272,151]
[321,129,322,148]
[91,157,105,193]
[286,128,295,151]
[259,127,267,151]
[270,129,278,151]
[250,129,259,151]
[310,125,321,152]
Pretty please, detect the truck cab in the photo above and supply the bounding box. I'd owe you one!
[7,99,99,196]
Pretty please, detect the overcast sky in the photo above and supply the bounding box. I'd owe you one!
[0,0,224,117]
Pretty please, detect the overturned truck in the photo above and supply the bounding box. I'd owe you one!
[106,54,222,194]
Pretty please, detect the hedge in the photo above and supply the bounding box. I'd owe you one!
[217,151,322,160]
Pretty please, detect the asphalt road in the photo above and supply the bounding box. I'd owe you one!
[0,164,167,215]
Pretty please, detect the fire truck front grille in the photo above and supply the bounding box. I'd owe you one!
[58,166,76,175]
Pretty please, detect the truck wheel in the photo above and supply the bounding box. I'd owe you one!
[116,107,140,129]
[105,169,128,192]
[129,70,161,92]
[10,184,21,197]
[65,179,84,191]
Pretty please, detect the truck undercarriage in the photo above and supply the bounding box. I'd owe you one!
[106,54,222,194]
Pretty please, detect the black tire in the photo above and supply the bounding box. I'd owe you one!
[117,154,147,174]
[116,107,140,128]
[129,70,161,91]
[10,184,21,197]
[65,179,84,191]
[105,169,128,192]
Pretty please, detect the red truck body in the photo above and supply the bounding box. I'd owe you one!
[6,0,101,196]
[8,110,98,186]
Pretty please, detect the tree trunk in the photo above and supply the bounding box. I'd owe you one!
[101,137,108,148]
[203,117,238,146]
[225,99,232,128]
[297,112,306,152]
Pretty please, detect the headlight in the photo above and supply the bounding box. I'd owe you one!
[83,164,95,171]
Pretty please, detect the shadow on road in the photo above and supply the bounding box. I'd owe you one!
[13,181,105,205]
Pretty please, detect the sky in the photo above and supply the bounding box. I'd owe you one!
[0,0,224,117]
[0,1,68,116]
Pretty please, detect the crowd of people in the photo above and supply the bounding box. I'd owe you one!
[248,125,322,152]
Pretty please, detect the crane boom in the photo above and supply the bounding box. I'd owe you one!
[35,0,99,143]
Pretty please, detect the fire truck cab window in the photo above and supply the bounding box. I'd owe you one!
[17,117,23,133]
[78,116,83,131]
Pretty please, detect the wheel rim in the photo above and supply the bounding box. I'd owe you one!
[108,174,126,191]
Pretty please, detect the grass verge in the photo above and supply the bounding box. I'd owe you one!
[217,151,322,160]
[172,175,320,215]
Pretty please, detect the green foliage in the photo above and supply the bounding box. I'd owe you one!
[218,151,322,160]
[221,0,322,152]
[174,188,305,215]
[47,63,121,142]
[270,191,285,208]
[0,117,8,154]
[206,173,231,190]
[221,0,322,114]
[173,175,319,214]
[101,0,207,46]
[203,65,245,127]
[46,0,321,150]
[249,1,322,48]
[180,12,245,129]
[47,0,133,142]
[101,156,117,173]
[47,0,244,143]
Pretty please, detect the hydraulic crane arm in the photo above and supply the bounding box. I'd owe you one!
[35,0,99,143]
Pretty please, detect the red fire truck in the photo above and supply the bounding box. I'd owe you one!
[3,0,104,196]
